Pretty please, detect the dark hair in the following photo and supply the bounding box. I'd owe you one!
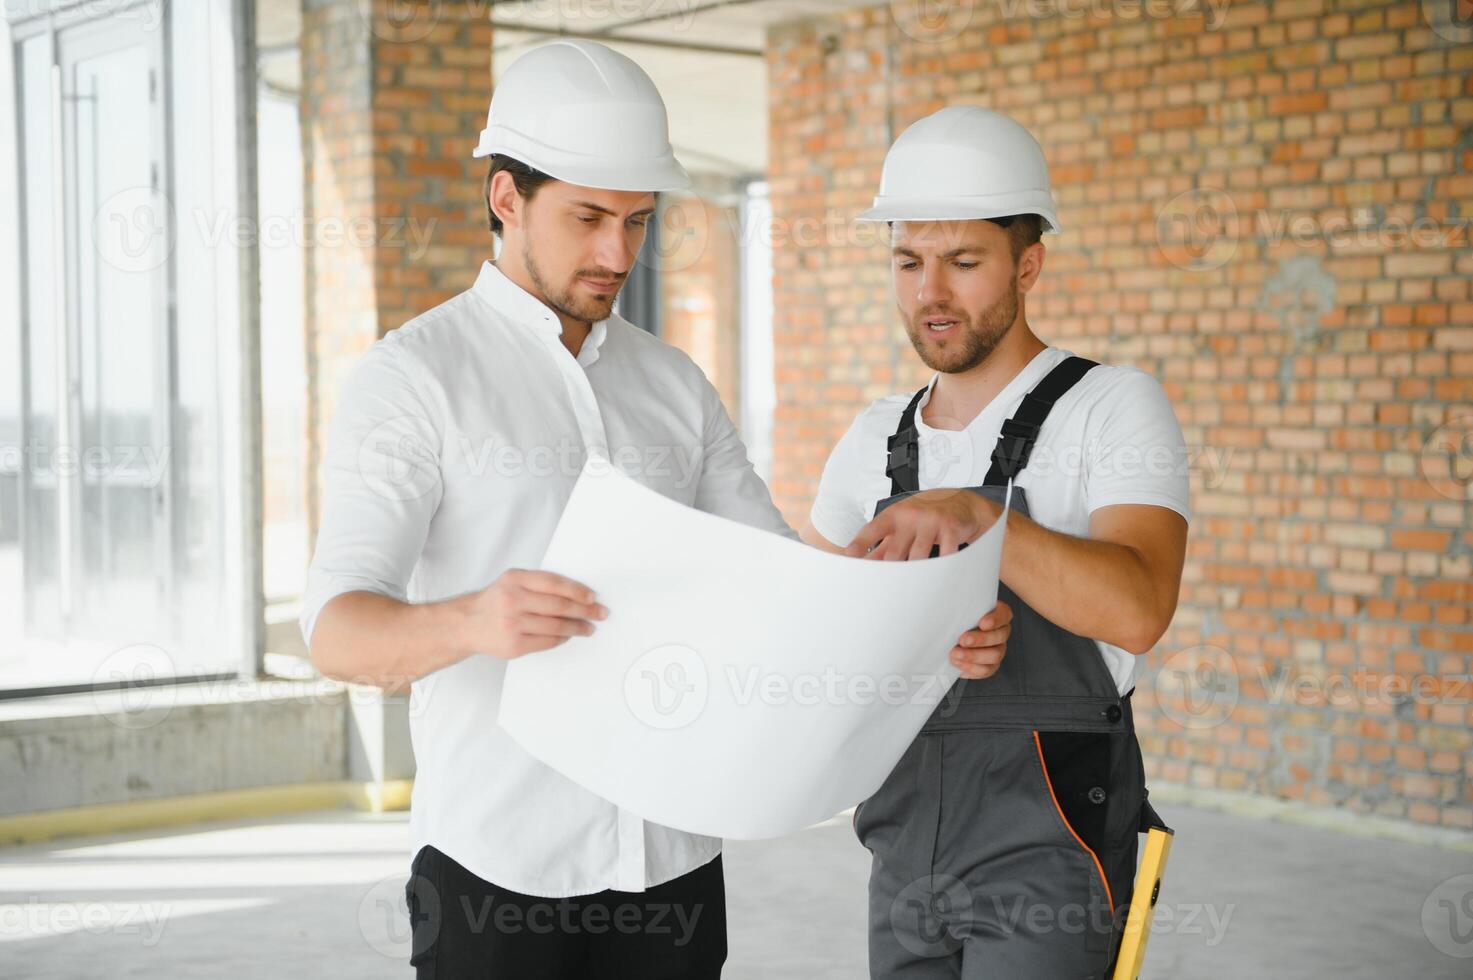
[985,213,1044,264]
[484,154,556,237]
[885,212,1045,264]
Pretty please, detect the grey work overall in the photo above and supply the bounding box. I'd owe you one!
[854,356,1160,980]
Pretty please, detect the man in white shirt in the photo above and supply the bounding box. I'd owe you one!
[800,107,1190,977]
[302,41,1011,978]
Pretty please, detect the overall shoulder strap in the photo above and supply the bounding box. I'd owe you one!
[885,386,929,496]
[982,355,1099,486]
[885,355,1100,494]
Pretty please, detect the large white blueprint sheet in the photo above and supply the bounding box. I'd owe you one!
[499,461,1009,840]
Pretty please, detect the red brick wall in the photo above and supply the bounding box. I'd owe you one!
[766,1,1473,829]
[300,0,491,538]
[368,2,493,329]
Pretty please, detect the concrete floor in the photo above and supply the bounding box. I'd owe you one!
[1,803,1470,979]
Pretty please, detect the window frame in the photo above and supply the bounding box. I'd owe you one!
[2,0,263,700]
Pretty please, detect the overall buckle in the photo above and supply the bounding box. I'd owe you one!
[990,417,1040,478]
[886,429,918,482]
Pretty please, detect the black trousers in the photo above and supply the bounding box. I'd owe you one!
[404,845,727,979]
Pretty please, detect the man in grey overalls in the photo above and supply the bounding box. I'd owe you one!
[802,107,1190,978]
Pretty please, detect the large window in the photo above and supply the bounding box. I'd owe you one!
[3,0,256,694]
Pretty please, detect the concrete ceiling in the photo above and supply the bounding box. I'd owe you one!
[256,0,301,96]
[254,0,882,176]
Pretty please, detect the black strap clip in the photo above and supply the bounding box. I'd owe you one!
[886,428,918,486]
[989,417,1040,479]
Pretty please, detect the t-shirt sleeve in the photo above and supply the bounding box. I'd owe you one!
[807,408,877,548]
[1083,368,1191,524]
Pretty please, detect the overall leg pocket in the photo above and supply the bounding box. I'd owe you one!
[854,734,943,887]
[404,845,442,977]
[1102,725,1147,933]
[1033,731,1116,957]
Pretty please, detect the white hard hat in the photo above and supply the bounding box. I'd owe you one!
[857,106,1061,233]
[473,39,690,193]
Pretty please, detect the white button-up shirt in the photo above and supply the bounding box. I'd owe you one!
[301,260,796,897]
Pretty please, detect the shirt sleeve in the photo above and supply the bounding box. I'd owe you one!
[299,341,446,647]
[807,408,874,548]
[1083,368,1191,524]
[691,374,799,540]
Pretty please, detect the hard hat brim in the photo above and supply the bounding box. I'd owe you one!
[856,196,1061,234]
[473,130,692,193]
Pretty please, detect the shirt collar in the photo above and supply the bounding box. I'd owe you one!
[910,373,939,430]
[472,260,612,366]
[579,319,608,368]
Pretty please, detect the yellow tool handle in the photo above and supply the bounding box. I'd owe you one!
[1111,826,1174,980]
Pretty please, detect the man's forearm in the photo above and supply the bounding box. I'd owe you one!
[995,505,1169,655]
[308,591,473,692]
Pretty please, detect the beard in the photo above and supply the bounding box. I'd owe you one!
[904,282,1019,374]
[523,235,624,325]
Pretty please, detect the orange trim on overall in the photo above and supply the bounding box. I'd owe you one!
[1032,730,1114,913]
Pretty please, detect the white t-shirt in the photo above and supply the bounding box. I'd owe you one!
[808,346,1191,697]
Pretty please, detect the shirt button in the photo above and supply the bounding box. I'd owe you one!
[1089,786,1108,805]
